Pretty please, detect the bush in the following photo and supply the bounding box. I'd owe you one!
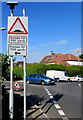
[11,63,83,78]
[26,64,48,75]
[13,66,23,79]
[66,65,81,76]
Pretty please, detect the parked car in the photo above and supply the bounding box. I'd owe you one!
[4,74,21,81]
[26,73,56,85]
[69,75,83,82]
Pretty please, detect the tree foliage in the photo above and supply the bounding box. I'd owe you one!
[79,54,83,59]
[0,53,16,77]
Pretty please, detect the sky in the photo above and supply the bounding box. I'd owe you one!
[0,2,82,63]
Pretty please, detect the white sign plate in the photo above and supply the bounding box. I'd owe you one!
[8,44,27,56]
[7,16,28,56]
[9,36,27,43]
[8,17,28,35]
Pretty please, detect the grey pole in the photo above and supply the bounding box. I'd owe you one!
[9,55,13,119]
[7,2,18,119]
[23,56,26,119]
[23,8,27,119]
[9,7,13,119]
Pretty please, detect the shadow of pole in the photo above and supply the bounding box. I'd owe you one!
[32,93,63,119]
[41,93,63,110]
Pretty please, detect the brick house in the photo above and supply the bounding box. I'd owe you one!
[40,51,83,66]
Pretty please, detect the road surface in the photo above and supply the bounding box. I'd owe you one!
[3,81,82,120]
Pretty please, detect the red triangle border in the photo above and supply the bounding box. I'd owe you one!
[8,17,28,34]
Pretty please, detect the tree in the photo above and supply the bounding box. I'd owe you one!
[79,54,83,59]
[0,53,16,77]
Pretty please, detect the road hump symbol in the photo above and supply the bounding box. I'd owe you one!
[12,81,21,89]
[8,17,28,34]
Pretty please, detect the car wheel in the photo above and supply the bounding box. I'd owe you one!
[67,78,70,82]
[4,78,6,81]
[57,78,59,82]
[41,81,45,85]
[27,80,30,84]
[78,79,80,82]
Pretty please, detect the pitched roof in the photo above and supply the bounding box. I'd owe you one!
[48,53,79,63]
[40,53,83,65]
[40,55,51,63]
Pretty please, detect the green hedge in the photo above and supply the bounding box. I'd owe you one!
[13,66,23,79]
[66,65,81,76]
[12,64,83,79]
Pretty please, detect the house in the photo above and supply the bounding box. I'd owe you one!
[14,62,38,67]
[40,51,83,66]
[14,61,23,67]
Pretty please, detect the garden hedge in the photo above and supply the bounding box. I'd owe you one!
[12,63,83,79]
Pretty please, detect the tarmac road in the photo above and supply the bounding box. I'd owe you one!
[26,82,82,120]
[2,81,82,120]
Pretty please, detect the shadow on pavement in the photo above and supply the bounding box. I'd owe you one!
[2,86,45,120]
[33,94,63,120]
[2,85,63,120]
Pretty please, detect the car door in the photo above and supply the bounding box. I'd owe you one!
[35,74,40,83]
[31,74,39,83]
[29,74,36,83]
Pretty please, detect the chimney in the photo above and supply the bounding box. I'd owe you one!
[51,51,55,56]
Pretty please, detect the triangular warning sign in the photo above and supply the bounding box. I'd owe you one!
[8,17,28,34]
[12,81,21,89]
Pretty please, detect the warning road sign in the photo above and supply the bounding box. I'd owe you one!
[12,81,21,89]
[8,17,28,34]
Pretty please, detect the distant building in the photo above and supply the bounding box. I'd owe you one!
[14,61,23,67]
[14,62,38,67]
[40,51,83,66]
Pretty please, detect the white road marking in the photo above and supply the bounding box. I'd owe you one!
[62,117,69,120]
[79,83,81,87]
[48,93,52,96]
[50,96,54,99]
[58,110,65,116]
[44,87,69,120]
[47,91,50,94]
[54,104,61,109]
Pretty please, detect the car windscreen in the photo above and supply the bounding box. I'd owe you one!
[38,74,47,78]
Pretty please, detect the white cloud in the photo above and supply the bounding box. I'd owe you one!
[26,51,49,63]
[57,40,68,45]
[73,48,83,55]
[26,52,44,63]
[39,44,47,47]
[50,41,56,45]
[29,46,36,50]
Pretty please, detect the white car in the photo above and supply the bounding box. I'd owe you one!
[69,75,83,82]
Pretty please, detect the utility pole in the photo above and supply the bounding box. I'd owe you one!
[78,50,80,66]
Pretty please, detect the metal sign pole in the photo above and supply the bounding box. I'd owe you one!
[23,8,26,119]
[7,3,18,119]
[9,56,13,119]
[23,56,26,119]
[9,7,14,119]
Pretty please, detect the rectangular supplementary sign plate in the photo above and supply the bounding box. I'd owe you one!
[9,36,27,43]
[8,44,27,56]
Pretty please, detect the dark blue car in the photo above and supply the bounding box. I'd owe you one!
[26,73,55,85]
